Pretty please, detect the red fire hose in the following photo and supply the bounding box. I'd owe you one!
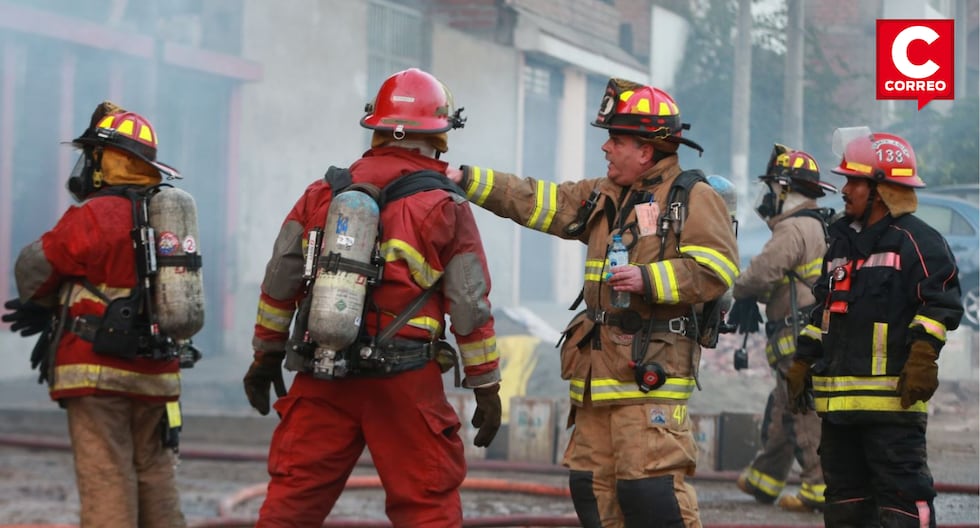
[0,432,976,528]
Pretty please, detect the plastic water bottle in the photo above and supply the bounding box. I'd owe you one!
[607,234,630,308]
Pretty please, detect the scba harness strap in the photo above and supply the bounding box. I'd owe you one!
[70,185,200,366]
[286,166,465,382]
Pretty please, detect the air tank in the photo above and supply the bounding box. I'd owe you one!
[307,189,379,354]
[149,186,205,340]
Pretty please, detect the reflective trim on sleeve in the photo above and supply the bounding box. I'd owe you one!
[584,259,605,283]
[780,257,824,285]
[380,238,444,289]
[256,300,293,333]
[679,244,738,288]
[464,166,494,206]
[53,364,181,398]
[526,180,558,233]
[458,336,498,367]
[765,332,796,364]
[647,261,679,303]
[910,314,947,342]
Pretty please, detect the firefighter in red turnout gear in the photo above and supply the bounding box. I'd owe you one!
[2,102,188,527]
[243,68,501,527]
[786,128,963,528]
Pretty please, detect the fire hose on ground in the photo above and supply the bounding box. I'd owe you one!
[0,433,976,528]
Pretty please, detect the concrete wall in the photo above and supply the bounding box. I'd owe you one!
[227,2,524,356]
[431,23,522,309]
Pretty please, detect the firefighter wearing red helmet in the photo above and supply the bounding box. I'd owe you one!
[244,68,499,527]
[730,144,836,513]
[448,78,738,527]
[786,128,963,527]
[2,102,189,527]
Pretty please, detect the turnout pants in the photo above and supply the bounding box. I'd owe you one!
[257,362,466,527]
[820,420,936,528]
[66,395,185,528]
[562,398,701,528]
[740,355,825,504]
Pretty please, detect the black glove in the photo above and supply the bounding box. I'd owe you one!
[2,299,53,337]
[471,384,502,448]
[728,297,763,335]
[243,352,287,416]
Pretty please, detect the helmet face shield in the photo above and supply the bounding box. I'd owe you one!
[753,181,780,220]
[832,126,872,160]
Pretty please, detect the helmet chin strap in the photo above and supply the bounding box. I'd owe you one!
[858,182,877,226]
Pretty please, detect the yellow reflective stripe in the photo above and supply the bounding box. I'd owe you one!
[845,161,872,174]
[166,401,182,428]
[584,259,605,283]
[814,394,927,413]
[800,482,826,503]
[53,364,180,397]
[406,315,442,337]
[679,245,738,287]
[910,314,947,342]
[380,239,443,288]
[256,300,293,333]
[578,377,695,402]
[800,324,822,341]
[812,375,897,393]
[458,336,498,367]
[871,322,887,375]
[648,261,679,303]
[766,332,796,364]
[743,467,784,497]
[799,258,822,280]
[892,167,914,177]
[526,180,559,232]
[465,166,494,206]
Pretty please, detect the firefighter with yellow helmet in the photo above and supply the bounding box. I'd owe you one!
[447,79,738,528]
[243,68,500,526]
[787,129,963,527]
[2,101,192,527]
[729,144,836,512]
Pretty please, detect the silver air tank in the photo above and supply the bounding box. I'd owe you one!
[148,186,205,340]
[308,189,379,377]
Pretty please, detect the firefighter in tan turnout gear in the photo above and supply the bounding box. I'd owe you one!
[729,145,835,512]
[2,101,195,528]
[448,78,739,528]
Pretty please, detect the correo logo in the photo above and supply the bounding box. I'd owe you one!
[876,19,955,110]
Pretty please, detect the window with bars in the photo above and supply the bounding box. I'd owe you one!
[367,0,430,91]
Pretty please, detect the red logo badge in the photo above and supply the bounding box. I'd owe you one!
[876,19,954,110]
